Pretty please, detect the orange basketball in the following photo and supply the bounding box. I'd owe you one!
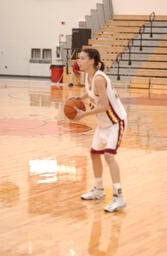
[64,98,86,120]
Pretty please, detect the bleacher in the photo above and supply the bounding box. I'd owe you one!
[86,14,167,90]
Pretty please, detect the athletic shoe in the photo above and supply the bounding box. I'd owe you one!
[104,195,126,212]
[81,187,105,200]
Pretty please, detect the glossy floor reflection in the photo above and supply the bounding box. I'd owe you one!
[0,78,167,256]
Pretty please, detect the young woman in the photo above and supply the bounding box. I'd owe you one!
[74,48,127,212]
[68,52,85,87]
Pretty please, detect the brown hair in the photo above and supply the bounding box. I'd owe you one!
[82,48,105,71]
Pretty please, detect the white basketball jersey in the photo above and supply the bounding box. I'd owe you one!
[85,70,127,128]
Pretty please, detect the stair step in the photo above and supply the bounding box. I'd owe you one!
[113,15,167,21]
[111,64,167,70]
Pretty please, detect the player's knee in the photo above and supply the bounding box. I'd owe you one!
[104,152,114,163]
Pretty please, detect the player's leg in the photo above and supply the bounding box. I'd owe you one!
[74,73,80,86]
[103,121,126,212]
[104,152,126,212]
[68,71,74,87]
[104,152,121,184]
[91,151,103,178]
[81,152,105,200]
[81,128,105,200]
[80,71,85,87]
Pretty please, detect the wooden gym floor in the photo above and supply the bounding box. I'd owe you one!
[0,78,166,256]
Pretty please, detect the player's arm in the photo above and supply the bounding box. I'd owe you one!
[79,92,88,100]
[74,76,109,120]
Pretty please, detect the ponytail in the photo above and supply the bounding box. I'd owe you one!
[98,60,105,71]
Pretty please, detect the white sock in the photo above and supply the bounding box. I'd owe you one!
[94,177,103,189]
[113,183,122,196]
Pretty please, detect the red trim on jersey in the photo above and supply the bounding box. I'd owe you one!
[115,120,125,151]
[106,100,122,125]
[106,110,116,124]
[108,101,121,121]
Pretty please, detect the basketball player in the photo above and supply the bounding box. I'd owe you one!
[68,52,85,87]
[73,48,127,212]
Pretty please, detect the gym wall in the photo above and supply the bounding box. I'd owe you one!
[113,0,167,15]
[0,0,102,77]
[1,0,167,77]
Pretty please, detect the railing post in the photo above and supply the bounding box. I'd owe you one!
[150,20,153,38]
[128,41,132,65]
[116,53,122,80]
[140,31,143,51]
[117,59,120,80]
[139,25,145,51]
[149,12,155,38]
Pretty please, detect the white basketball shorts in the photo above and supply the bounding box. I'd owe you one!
[91,119,127,155]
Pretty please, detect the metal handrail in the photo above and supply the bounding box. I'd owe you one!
[149,12,155,37]
[63,47,81,74]
[128,39,134,65]
[63,48,71,74]
[115,52,123,80]
[139,24,145,51]
[113,12,156,81]
[149,11,155,21]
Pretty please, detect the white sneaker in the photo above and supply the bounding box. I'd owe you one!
[81,187,105,200]
[104,196,126,212]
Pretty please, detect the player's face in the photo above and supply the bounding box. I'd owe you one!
[78,51,94,72]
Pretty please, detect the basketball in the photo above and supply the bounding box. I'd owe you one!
[64,98,86,120]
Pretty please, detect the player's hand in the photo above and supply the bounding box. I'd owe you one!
[73,107,86,121]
